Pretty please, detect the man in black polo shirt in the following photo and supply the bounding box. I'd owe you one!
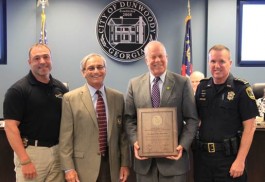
[195,44,259,182]
[3,43,68,181]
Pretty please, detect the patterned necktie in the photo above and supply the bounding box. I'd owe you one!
[151,77,160,108]
[96,90,107,155]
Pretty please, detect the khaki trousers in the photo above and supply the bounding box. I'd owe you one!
[14,145,64,182]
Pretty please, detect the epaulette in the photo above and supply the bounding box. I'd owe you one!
[200,77,210,82]
[234,77,249,85]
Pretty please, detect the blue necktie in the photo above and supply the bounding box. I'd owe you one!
[151,77,160,108]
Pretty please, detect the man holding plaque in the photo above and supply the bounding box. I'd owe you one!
[125,40,199,182]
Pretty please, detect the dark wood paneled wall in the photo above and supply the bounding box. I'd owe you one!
[0,128,15,182]
[247,128,265,182]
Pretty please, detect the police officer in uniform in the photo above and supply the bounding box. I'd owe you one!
[195,44,259,182]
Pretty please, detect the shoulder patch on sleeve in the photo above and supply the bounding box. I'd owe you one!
[234,77,249,85]
[246,86,256,100]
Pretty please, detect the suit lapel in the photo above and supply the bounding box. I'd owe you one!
[142,73,152,107]
[161,72,176,106]
[105,88,113,141]
[80,85,98,128]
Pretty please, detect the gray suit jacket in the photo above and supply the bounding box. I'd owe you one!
[59,85,130,181]
[125,71,199,176]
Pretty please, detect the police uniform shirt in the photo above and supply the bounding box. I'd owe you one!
[195,74,259,142]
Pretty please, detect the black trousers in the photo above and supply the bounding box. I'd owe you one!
[195,150,247,182]
[97,153,111,182]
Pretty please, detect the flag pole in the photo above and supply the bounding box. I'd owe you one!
[181,0,193,76]
[186,0,191,24]
[41,9,46,44]
[188,0,191,17]
[37,0,49,44]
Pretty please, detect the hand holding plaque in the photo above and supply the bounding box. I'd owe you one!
[137,107,178,157]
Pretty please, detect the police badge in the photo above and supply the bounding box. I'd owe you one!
[227,91,235,101]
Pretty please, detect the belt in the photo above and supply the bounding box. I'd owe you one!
[198,141,224,153]
[27,139,58,148]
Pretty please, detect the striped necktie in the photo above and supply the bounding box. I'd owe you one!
[96,90,107,156]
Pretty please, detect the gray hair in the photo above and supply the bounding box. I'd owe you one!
[144,40,167,57]
[190,71,205,79]
[80,53,107,71]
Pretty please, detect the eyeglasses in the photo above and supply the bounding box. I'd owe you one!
[84,65,105,71]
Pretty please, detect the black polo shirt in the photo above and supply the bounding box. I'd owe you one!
[3,71,68,142]
[195,74,259,142]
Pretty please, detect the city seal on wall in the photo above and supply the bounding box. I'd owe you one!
[96,0,158,63]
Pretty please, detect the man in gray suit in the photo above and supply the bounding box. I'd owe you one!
[59,53,130,182]
[125,41,199,182]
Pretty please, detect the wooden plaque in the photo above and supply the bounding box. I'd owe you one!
[137,107,178,157]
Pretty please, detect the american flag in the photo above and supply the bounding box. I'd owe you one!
[181,1,192,76]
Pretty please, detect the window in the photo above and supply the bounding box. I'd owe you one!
[0,0,6,64]
[237,0,265,66]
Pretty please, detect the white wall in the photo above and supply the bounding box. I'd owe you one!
[207,0,265,84]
